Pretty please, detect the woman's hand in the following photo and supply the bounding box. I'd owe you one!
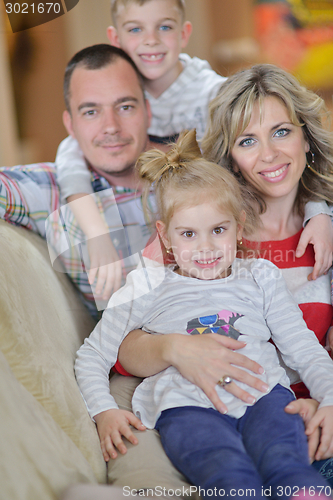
[296,214,333,281]
[119,331,268,414]
[166,333,268,414]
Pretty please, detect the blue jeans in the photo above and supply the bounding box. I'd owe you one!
[312,459,333,487]
[155,385,329,499]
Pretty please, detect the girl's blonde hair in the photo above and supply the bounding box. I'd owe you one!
[137,129,259,236]
[201,64,333,213]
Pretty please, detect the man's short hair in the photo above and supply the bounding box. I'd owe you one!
[64,43,144,112]
[111,0,186,24]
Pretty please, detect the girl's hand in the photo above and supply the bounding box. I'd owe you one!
[296,214,333,281]
[166,333,268,414]
[94,409,146,461]
[305,406,333,462]
[87,234,122,301]
[285,398,320,462]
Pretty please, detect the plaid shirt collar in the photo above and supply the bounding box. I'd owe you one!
[88,165,136,195]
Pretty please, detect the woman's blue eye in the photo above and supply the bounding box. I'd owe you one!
[274,128,290,138]
[239,138,255,147]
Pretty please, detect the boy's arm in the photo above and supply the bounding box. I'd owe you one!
[56,136,93,200]
[66,194,122,299]
[94,409,145,461]
[56,137,122,299]
[296,201,333,280]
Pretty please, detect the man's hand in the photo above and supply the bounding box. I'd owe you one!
[305,406,333,462]
[285,398,320,462]
[94,409,146,461]
[296,214,333,281]
[87,234,122,301]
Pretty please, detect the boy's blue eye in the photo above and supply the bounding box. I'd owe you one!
[129,27,141,33]
[159,25,172,31]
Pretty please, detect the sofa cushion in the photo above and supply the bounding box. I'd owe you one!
[0,350,97,500]
[0,221,105,482]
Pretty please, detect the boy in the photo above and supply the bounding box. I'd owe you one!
[55,0,226,300]
[107,0,226,143]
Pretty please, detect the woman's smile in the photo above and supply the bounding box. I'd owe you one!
[231,96,309,203]
[259,163,289,181]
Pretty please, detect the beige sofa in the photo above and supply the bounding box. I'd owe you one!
[0,219,197,500]
[0,219,107,500]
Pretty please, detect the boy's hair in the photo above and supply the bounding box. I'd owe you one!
[137,129,259,237]
[111,0,186,24]
[63,43,144,113]
[201,63,333,212]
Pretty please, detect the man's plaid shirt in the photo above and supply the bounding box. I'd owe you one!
[0,163,155,318]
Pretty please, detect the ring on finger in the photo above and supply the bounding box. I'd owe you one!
[217,375,233,387]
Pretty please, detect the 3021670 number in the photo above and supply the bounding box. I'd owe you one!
[5,3,61,14]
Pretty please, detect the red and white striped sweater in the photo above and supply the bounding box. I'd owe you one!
[245,230,333,399]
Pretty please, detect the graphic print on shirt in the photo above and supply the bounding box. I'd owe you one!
[186,310,243,340]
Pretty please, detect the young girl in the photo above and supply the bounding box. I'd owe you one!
[75,130,333,499]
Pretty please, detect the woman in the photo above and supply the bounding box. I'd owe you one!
[110,65,333,489]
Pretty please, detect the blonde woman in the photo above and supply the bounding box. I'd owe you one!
[117,66,333,474]
[76,131,333,498]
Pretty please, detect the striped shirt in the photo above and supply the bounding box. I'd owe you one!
[146,54,226,142]
[244,230,333,398]
[0,163,155,318]
[75,258,333,428]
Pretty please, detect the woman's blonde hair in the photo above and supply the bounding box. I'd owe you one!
[201,64,333,213]
[137,129,259,237]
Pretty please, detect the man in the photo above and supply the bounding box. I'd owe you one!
[0,44,157,318]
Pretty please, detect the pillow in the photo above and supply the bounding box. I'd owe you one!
[0,350,97,500]
[0,221,105,482]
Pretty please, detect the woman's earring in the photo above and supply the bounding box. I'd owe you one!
[165,248,172,254]
[307,151,316,173]
[238,239,243,246]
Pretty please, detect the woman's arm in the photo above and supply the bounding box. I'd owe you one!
[118,330,269,414]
